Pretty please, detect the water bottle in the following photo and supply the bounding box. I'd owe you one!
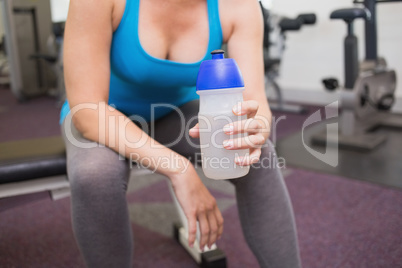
[196,49,250,180]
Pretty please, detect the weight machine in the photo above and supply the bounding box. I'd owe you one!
[313,0,402,151]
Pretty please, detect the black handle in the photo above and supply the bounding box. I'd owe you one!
[297,13,317,25]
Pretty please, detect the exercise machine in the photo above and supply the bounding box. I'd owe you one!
[313,0,402,151]
[31,22,66,104]
[0,0,54,100]
[0,35,10,86]
[260,3,316,114]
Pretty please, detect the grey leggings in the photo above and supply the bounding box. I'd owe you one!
[61,100,301,268]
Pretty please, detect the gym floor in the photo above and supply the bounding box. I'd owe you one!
[0,88,401,267]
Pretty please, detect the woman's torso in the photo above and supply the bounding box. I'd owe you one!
[60,0,234,123]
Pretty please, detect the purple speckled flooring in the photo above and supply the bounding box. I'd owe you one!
[1,88,402,267]
[1,168,401,268]
[0,89,62,142]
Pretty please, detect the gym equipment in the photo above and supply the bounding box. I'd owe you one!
[31,22,66,103]
[0,0,23,98]
[0,0,53,100]
[0,35,10,86]
[13,6,44,89]
[260,3,316,114]
[313,0,402,151]
[0,136,226,267]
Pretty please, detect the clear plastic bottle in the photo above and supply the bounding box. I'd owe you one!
[196,50,250,180]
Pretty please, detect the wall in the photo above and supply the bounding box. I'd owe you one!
[50,0,69,22]
[271,0,402,98]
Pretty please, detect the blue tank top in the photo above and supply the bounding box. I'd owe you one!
[59,0,223,124]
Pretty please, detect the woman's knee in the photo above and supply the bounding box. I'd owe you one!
[68,149,130,199]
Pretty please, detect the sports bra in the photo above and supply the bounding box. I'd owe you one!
[59,0,223,124]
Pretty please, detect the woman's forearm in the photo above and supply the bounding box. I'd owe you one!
[70,102,190,178]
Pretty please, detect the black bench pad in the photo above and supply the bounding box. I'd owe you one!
[0,136,66,184]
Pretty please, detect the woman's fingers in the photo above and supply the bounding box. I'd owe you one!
[223,133,265,150]
[198,208,210,250]
[215,207,224,240]
[232,100,259,118]
[223,118,262,135]
[187,213,197,248]
[206,208,219,248]
[197,200,223,250]
[189,123,200,138]
[235,148,262,166]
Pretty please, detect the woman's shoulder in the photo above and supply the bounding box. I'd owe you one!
[220,0,262,23]
[69,0,114,12]
[68,0,124,31]
[219,0,263,43]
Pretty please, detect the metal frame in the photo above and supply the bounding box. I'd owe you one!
[357,0,402,60]
[13,6,43,88]
[0,175,69,200]
[0,0,23,99]
[261,6,309,114]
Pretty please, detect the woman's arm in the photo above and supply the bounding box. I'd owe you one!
[224,0,271,165]
[65,0,182,177]
[64,0,223,250]
[226,0,271,138]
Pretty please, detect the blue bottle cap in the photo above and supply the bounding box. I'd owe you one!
[196,50,244,91]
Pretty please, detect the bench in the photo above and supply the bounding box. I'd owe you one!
[0,136,70,200]
[0,136,227,267]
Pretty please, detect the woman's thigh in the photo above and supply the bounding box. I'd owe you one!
[150,99,201,160]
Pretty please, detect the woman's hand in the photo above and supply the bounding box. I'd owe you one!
[170,163,224,250]
[222,100,268,165]
[189,100,269,166]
